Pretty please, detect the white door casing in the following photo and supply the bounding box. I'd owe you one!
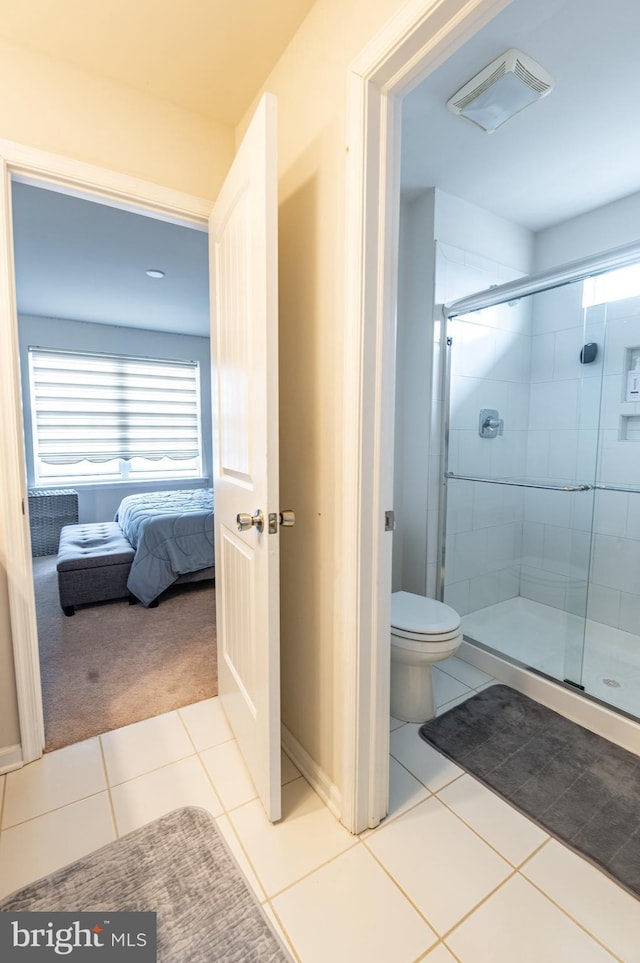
[341,0,513,832]
[209,93,282,822]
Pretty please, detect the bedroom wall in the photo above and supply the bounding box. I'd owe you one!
[18,314,212,523]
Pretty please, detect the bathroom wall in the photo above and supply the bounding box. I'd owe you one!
[393,191,436,594]
[393,187,534,603]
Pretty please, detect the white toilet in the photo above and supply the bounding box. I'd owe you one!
[390,591,463,723]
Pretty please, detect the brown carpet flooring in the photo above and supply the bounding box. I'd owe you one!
[33,556,217,752]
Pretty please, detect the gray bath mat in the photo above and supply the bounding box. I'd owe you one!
[0,807,292,961]
[419,684,640,900]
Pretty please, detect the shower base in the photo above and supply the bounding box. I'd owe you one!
[461,596,640,720]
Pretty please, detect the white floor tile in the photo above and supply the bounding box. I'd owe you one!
[200,740,258,810]
[446,874,616,962]
[229,778,356,896]
[522,839,640,962]
[390,716,406,731]
[438,656,495,689]
[214,814,266,904]
[101,710,194,786]
[385,756,431,825]
[178,698,233,751]
[390,725,463,792]
[437,774,548,866]
[272,844,437,963]
[2,739,106,828]
[435,693,477,716]
[110,756,223,836]
[0,793,115,900]
[365,796,512,935]
[432,667,471,707]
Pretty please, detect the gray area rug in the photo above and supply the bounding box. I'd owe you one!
[419,684,640,900]
[33,556,217,751]
[0,807,292,962]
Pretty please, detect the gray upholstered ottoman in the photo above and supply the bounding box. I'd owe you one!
[56,522,135,616]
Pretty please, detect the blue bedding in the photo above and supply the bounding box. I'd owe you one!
[115,488,214,606]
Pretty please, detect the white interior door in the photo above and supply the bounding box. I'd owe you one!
[209,93,282,821]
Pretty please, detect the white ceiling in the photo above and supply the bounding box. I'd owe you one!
[401,0,640,232]
[11,182,210,337]
[11,0,640,338]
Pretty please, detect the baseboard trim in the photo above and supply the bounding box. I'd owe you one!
[281,723,343,824]
[0,744,23,775]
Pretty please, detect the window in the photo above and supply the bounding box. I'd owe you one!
[29,347,202,485]
[582,262,640,308]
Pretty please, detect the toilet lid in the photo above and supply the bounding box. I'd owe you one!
[391,591,461,635]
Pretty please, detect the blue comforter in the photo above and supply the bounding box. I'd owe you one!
[115,488,214,606]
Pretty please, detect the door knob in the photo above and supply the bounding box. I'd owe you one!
[279,510,295,527]
[236,509,264,534]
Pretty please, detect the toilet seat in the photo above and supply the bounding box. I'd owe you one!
[391,591,461,644]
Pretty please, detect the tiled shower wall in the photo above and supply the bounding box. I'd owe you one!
[519,281,602,616]
[444,272,640,634]
[590,295,640,631]
[436,242,531,615]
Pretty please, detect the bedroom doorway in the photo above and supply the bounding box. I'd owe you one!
[9,177,217,752]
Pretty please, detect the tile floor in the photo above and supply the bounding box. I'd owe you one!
[1,656,638,962]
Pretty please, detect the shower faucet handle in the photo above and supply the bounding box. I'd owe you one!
[479,409,503,438]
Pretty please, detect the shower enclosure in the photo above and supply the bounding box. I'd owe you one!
[438,243,640,721]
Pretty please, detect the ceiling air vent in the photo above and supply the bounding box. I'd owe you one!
[446,48,554,133]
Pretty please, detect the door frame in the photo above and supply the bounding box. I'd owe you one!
[0,139,212,765]
[341,0,512,831]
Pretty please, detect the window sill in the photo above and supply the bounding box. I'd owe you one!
[31,478,211,493]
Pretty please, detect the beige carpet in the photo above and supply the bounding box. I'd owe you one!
[33,556,217,752]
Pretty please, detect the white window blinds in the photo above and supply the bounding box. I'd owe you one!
[29,347,201,466]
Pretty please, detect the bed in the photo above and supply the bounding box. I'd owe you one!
[114,487,214,607]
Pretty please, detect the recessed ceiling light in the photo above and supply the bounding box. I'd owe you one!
[146,269,165,279]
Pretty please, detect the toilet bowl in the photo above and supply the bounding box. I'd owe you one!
[390,591,463,723]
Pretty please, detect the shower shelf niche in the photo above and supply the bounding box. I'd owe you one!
[623,346,640,402]
[620,414,640,442]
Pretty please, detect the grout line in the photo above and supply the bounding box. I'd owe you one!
[263,837,361,902]
[263,899,302,963]
[212,812,267,904]
[102,749,199,790]
[360,834,444,938]
[388,744,465,798]
[432,781,549,871]
[175,706,198,751]
[438,867,520,942]
[517,864,627,962]
[97,734,118,838]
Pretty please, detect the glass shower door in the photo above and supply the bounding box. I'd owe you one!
[581,289,640,717]
[441,278,605,690]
